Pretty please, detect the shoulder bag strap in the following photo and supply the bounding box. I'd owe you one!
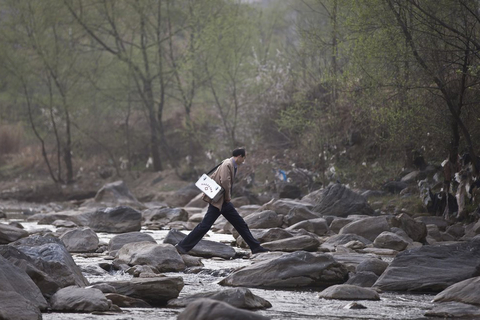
[206,161,223,176]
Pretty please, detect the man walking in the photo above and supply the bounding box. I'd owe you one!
[176,148,269,255]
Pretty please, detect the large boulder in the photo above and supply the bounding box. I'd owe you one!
[236,228,294,248]
[166,183,201,207]
[93,180,144,208]
[50,286,110,312]
[168,287,271,310]
[259,199,313,215]
[0,245,59,298]
[321,234,372,251]
[163,229,236,259]
[0,223,29,244]
[244,210,283,229]
[0,290,43,320]
[79,206,142,233]
[115,242,185,272]
[433,276,480,305]
[391,213,427,243]
[177,298,271,320]
[283,207,321,226]
[262,235,320,252]
[108,232,156,256]
[374,239,480,292]
[308,184,374,217]
[286,218,329,236]
[219,251,348,289]
[59,227,99,253]
[10,235,89,288]
[373,231,409,251]
[105,277,184,306]
[143,207,189,227]
[339,216,390,242]
[0,254,48,310]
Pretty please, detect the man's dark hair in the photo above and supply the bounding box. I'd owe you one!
[232,148,246,157]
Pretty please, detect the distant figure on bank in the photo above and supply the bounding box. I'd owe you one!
[175,148,269,255]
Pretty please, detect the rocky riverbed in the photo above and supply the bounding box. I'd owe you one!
[1,182,480,319]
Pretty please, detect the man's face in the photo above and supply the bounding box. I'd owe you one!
[236,153,247,165]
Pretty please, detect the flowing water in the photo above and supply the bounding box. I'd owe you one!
[6,218,440,320]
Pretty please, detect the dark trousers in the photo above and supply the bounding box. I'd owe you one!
[178,202,260,252]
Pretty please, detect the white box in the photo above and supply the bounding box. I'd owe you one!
[195,174,224,201]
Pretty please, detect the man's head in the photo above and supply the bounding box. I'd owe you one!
[232,148,247,165]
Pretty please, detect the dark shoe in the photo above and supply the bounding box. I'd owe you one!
[175,244,188,254]
[251,246,270,254]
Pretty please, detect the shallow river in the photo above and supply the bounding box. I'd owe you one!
[14,221,439,320]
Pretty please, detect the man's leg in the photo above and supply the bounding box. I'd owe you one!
[221,202,261,250]
[177,204,221,252]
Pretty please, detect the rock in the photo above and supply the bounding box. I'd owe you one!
[0,245,59,298]
[0,254,48,310]
[177,298,271,320]
[166,183,201,207]
[433,276,480,305]
[143,207,189,227]
[11,235,89,288]
[391,213,427,243]
[262,235,320,252]
[168,287,271,310]
[244,210,283,229]
[283,206,321,227]
[0,290,43,320]
[236,228,294,248]
[356,258,389,277]
[278,183,302,199]
[260,199,313,215]
[321,234,372,251]
[318,284,380,300]
[50,286,110,312]
[219,251,348,289]
[93,180,144,208]
[346,271,379,287]
[163,229,236,259]
[374,239,480,292]
[52,220,78,228]
[108,232,156,256]
[329,218,356,233]
[339,216,390,241]
[79,206,142,233]
[0,222,29,244]
[185,193,208,208]
[89,283,117,293]
[115,242,185,272]
[105,293,151,308]
[286,218,329,236]
[309,184,374,217]
[60,227,99,252]
[425,302,480,318]
[373,231,409,251]
[343,301,367,309]
[105,277,184,306]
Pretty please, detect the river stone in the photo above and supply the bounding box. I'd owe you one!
[356,258,389,276]
[50,286,110,312]
[52,219,78,228]
[0,223,29,244]
[0,290,42,320]
[0,245,59,297]
[0,254,48,310]
[104,293,151,308]
[143,207,189,226]
[433,276,480,305]
[94,180,144,208]
[236,228,294,248]
[374,239,480,292]
[318,284,380,300]
[115,241,185,272]
[244,210,283,229]
[260,198,313,215]
[373,231,409,251]
[286,218,329,236]
[321,234,372,251]
[167,287,272,310]
[262,235,320,252]
[309,184,374,217]
[177,298,271,320]
[108,232,156,256]
[59,227,99,252]
[219,251,348,289]
[80,206,142,233]
[329,217,356,233]
[163,229,236,259]
[346,271,379,287]
[339,216,390,241]
[391,213,427,242]
[11,234,89,288]
[284,206,320,226]
[105,277,184,306]
[425,302,480,318]
[166,183,200,207]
